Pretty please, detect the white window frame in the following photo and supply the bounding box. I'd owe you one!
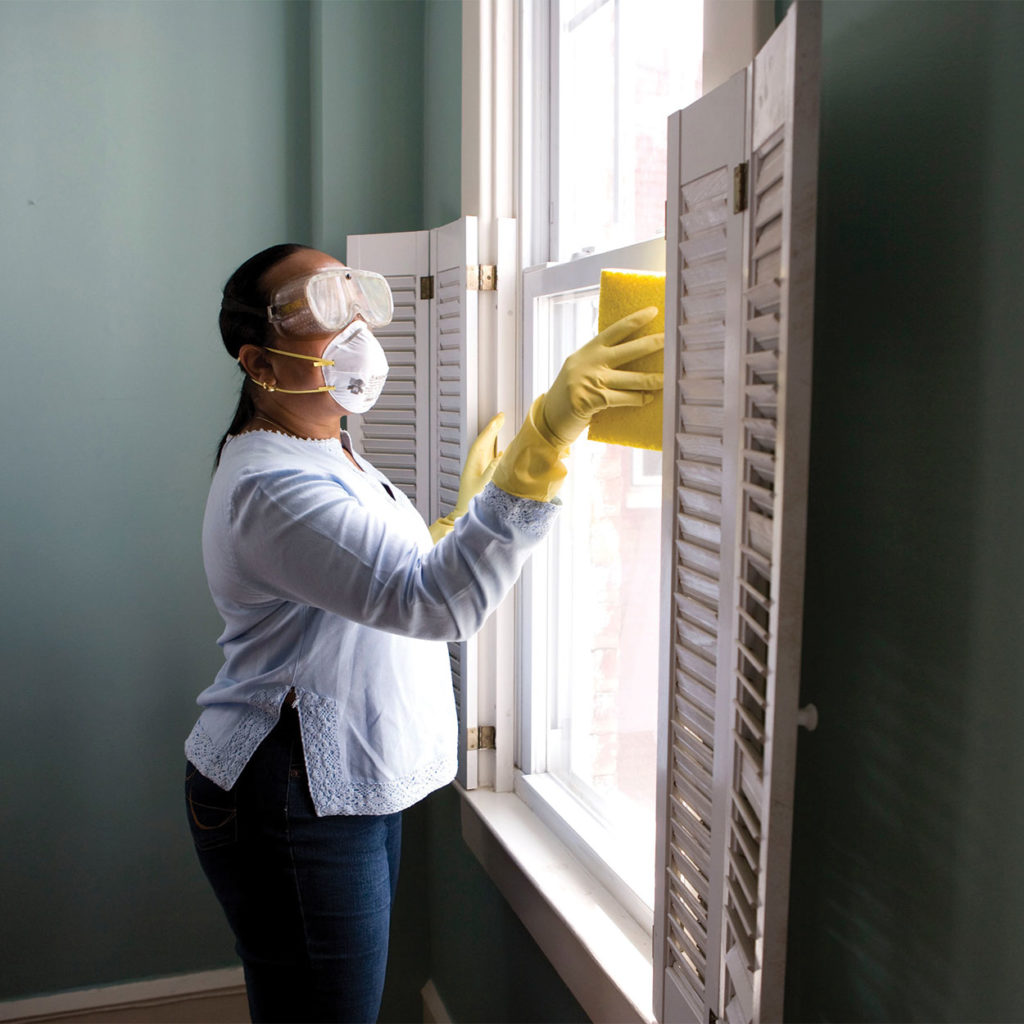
[458,2,779,1022]
[519,0,774,271]
[516,236,667,933]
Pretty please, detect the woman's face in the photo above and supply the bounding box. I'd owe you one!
[257,248,350,406]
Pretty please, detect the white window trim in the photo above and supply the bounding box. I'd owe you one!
[458,0,774,1018]
[462,0,519,793]
[517,235,667,934]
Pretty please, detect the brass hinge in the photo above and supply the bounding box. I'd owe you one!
[467,725,496,751]
[733,162,749,214]
[466,264,497,292]
[420,275,434,300]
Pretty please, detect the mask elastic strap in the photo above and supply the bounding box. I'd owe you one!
[264,347,334,367]
[247,375,334,396]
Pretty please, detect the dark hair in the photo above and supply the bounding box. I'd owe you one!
[214,243,313,466]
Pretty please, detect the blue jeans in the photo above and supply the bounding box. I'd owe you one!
[185,702,401,1023]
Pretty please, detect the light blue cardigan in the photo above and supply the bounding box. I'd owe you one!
[185,428,558,816]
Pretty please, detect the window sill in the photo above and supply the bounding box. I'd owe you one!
[458,783,654,1024]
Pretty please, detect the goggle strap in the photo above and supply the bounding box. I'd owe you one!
[268,298,308,322]
[221,295,267,318]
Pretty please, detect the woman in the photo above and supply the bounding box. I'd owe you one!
[184,243,662,1022]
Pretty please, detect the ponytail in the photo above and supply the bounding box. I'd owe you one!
[214,381,256,468]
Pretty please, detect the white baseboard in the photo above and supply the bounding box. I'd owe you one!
[0,967,247,1023]
[420,979,452,1024]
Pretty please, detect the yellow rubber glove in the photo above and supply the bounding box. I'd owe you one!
[429,412,506,543]
[491,308,664,503]
[540,306,664,447]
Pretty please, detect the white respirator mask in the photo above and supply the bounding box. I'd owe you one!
[253,319,390,414]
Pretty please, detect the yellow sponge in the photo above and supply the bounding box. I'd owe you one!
[587,269,665,451]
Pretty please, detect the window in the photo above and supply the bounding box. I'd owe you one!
[414,3,819,1022]
[516,0,703,928]
[518,240,666,924]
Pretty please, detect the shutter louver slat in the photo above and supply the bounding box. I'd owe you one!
[729,843,758,904]
[677,540,721,581]
[723,133,786,989]
[734,669,767,711]
[724,945,753,1024]
[435,263,467,517]
[427,218,480,792]
[730,794,760,859]
[732,698,765,743]
[736,606,770,646]
[668,917,708,982]
[657,14,818,1017]
[677,457,724,490]
[676,606,719,657]
[732,732,763,779]
[356,281,422,504]
[660,156,733,1021]
[725,904,756,974]
[678,483,723,519]
[671,768,712,825]
[672,723,714,779]
[670,805,712,865]
[673,696,714,749]
[668,891,709,952]
[435,259,468,759]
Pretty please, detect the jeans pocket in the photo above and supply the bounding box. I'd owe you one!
[185,763,238,851]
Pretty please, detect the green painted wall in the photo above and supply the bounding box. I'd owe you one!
[317,0,426,254]
[785,2,1024,1020]
[423,0,463,228]
[422,787,589,1024]
[0,0,429,1003]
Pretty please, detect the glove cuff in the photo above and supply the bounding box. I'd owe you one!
[428,514,456,544]
[491,395,571,503]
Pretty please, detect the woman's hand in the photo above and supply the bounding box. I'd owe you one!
[540,307,664,447]
[429,413,506,543]
[453,412,505,517]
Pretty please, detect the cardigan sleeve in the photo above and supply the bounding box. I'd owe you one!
[222,467,559,643]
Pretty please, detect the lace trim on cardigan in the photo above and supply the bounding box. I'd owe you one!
[227,429,344,453]
[296,691,456,815]
[479,482,560,539]
[185,688,456,815]
[184,686,290,792]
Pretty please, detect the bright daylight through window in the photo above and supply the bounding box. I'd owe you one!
[554,0,703,260]
[520,0,703,923]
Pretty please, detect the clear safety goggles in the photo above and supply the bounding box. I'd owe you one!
[224,267,394,337]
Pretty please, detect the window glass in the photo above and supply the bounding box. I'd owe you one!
[518,0,704,919]
[555,0,703,261]
[533,284,662,907]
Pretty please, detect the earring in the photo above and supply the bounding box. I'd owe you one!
[257,380,277,392]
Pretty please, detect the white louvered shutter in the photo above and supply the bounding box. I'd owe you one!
[654,4,820,1022]
[654,68,747,1024]
[345,230,432,517]
[429,217,482,790]
[348,220,483,791]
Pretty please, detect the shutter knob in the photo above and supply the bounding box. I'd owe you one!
[797,703,818,732]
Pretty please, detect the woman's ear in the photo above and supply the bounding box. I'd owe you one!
[237,344,275,389]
